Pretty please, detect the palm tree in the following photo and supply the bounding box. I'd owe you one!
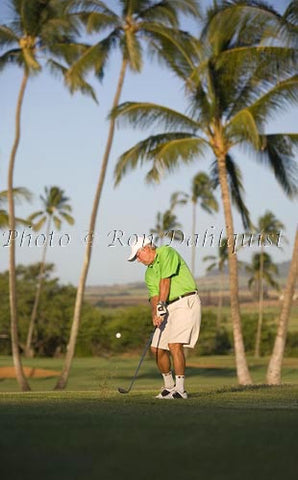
[150,210,183,245]
[24,187,74,358]
[0,188,32,228]
[112,1,298,384]
[253,211,285,357]
[266,228,298,384]
[246,252,280,357]
[246,252,280,294]
[203,238,228,329]
[210,156,252,231]
[150,191,187,244]
[171,173,218,275]
[0,0,91,391]
[55,0,201,390]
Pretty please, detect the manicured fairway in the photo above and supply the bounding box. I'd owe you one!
[1,387,298,480]
[1,356,298,480]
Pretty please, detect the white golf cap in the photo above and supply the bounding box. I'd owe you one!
[128,235,152,262]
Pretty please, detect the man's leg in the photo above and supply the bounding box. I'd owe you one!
[168,343,185,375]
[168,343,187,397]
[151,346,171,373]
[151,347,175,396]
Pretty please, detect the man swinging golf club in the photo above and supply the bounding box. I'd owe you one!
[128,235,201,399]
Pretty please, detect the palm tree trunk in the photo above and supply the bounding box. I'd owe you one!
[25,216,51,357]
[217,268,223,331]
[217,154,252,384]
[54,58,128,390]
[191,201,196,275]
[7,70,31,391]
[266,229,298,385]
[255,243,264,358]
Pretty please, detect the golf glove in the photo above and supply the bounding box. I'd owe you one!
[156,301,168,318]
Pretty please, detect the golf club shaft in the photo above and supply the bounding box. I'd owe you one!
[119,328,156,393]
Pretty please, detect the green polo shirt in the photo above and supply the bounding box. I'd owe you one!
[145,246,197,301]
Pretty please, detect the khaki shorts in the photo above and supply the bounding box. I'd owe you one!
[151,293,201,351]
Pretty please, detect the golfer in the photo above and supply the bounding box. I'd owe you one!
[128,235,201,399]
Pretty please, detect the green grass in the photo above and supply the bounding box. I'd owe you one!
[1,355,298,392]
[1,356,298,479]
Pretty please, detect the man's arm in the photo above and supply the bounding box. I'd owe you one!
[150,278,171,327]
[159,277,170,303]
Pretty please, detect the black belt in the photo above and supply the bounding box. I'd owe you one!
[168,291,197,305]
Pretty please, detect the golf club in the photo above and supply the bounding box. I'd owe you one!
[118,328,156,394]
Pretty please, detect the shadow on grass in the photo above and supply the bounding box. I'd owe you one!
[186,366,236,378]
[117,365,238,381]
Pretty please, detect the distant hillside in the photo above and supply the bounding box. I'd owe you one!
[85,260,292,307]
[204,260,290,279]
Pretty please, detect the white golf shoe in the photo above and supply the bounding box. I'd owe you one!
[170,390,188,399]
[155,387,176,399]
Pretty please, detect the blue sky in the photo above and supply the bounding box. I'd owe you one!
[0,0,297,286]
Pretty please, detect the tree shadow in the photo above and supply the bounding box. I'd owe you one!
[186,365,236,378]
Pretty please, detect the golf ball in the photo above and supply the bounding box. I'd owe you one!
[116,332,121,339]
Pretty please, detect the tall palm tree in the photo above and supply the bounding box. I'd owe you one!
[203,238,229,329]
[0,188,32,228]
[112,1,298,384]
[0,0,91,391]
[25,187,74,357]
[266,228,298,384]
[254,211,285,358]
[55,0,201,390]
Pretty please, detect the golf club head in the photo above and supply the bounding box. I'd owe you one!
[118,387,129,394]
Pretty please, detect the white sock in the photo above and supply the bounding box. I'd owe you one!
[175,375,185,393]
[162,371,175,390]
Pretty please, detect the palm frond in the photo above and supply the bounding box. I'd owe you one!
[0,187,32,204]
[191,171,218,213]
[147,136,208,182]
[206,262,217,272]
[168,0,201,18]
[111,101,200,131]
[46,41,90,65]
[186,80,212,126]
[202,1,283,47]
[122,30,143,72]
[66,28,120,83]
[114,132,207,185]
[170,191,189,209]
[71,0,119,19]
[283,0,298,25]
[30,216,47,232]
[226,108,261,148]
[246,74,298,125]
[0,25,19,47]
[53,215,62,230]
[141,22,197,77]
[257,210,285,234]
[217,46,297,84]
[0,48,23,71]
[59,212,75,225]
[255,133,298,198]
[47,59,97,101]
[83,11,119,33]
[138,1,179,26]
[210,155,252,229]
[277,1,298,47]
